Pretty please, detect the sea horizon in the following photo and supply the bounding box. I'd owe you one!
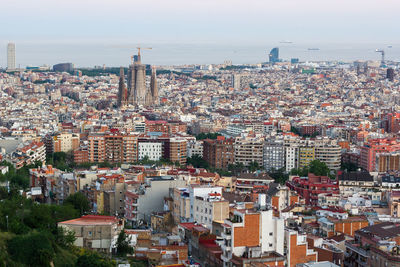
[0,41,399,68]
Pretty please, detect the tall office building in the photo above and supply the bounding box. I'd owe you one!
[387,68,395,82]
[7,43,16,70]
[269,47,279,63]
[232,74,241,90]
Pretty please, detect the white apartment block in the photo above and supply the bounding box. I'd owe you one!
[193,193,229,230]
[138,142,162,161]
[189,185,223,222]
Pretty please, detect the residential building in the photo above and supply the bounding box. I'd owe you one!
[286,173,339,205]
[203,136,234,170]
[193,192,229,230]
[58,215,123,254]
[264,139,285,171]
[234,132,264,167]
[220,207,285,267]
[285,229,318,267]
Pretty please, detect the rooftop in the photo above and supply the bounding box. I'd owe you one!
[58,215,119,226]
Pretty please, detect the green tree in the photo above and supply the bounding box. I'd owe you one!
[308,160,330,176]
[195,132,221,140]
[187,155,209,169]
[341,161,359,172]
[116,229,133,257]
[228,162,245,175]
[268,167,289,184]
[64,192,90,215]
[247,161,261,172]
[76,250,114,267]
[7,231,55,267]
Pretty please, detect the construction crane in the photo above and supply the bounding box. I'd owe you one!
[375,49,385,66]
[131,47,152,64]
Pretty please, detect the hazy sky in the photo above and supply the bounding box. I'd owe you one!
[0,0,399,66]
[1,0,399,44]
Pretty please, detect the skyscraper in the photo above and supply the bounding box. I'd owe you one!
[387,68,394,82]
[232,74,241,90]
[7,43,16,70]
[269,47,279,63]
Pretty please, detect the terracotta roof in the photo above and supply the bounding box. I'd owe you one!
[59,215,118,226]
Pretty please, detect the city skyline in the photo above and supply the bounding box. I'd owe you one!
[1,42,400,68]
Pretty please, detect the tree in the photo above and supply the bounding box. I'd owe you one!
[76,250,114,267]
[341,161,359,172]
[289,160,332,178]
[248,161,261,172]
[116,229,133,257]
[186,155,209,169]
[7,231,55,267]
[195,132,220,140]
[64,192,90,215]
[55,227,76,249]
[268,167,289,185]
[308,160,330,176]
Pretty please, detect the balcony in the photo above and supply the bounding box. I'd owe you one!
[345,241,369,258]
[221,232,232,240]
[221,254,230,262]
[221,243,232,252]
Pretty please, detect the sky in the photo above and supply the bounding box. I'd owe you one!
[0,0,399,66]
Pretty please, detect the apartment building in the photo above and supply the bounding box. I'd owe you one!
[299,146,315,169]
[220,206,285,267]
[88,131,139,163]
[193,192,229,230]
[234,132,264,167]
[125,176,186,226]
[314,138,341,171]
[53,132,80,153]
[203,136,234,170]
[188,185,223,222]
[169,137,187,165]
[360,138,400,172]
[286,173,339,205]
[58,215,123,254]
[186,140,203,158]
[138,142,162,161]
[172,187,191,223]
[285,229,318,267]
[264,139,285,171]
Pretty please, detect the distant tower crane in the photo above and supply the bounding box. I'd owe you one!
[131,47,152,64]
[375,49,385,66]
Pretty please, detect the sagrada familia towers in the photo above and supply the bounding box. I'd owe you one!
[117,51,158,107]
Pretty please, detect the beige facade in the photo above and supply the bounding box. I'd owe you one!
[172,188,191,223]
[193,194,229,230]
[58,215,123,254]
[234,133,264,167]
[54,133,80,153]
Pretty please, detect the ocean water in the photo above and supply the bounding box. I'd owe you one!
[1,42,399,68]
